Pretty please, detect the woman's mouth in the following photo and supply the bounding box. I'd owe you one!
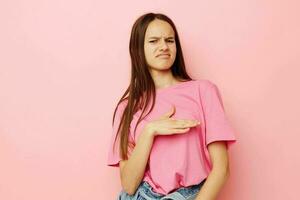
[157,54,170,58]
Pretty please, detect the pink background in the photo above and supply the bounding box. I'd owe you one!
[0,1,299,200]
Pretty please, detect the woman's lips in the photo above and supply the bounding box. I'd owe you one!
[157,54,170,58]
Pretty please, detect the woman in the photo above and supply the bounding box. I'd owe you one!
[107,12,237,200]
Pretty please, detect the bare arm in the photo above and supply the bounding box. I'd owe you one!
[195,141,230,200]
[120,125,155,195]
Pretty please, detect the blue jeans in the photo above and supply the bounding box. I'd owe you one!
[117,179,206,200]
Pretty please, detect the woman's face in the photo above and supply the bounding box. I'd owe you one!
[144,19,176,71]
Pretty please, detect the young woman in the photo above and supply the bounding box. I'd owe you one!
[107,12,237,200]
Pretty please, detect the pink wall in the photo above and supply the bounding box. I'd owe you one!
[1,1,299,199]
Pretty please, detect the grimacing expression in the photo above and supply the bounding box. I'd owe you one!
[144,19,177,71]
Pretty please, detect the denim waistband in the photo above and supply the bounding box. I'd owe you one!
[140,179,206,199]
[117,179,206,200]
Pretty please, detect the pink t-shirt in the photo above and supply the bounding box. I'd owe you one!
[107,79,237,195]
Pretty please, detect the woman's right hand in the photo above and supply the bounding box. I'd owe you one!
[145,105,201,137]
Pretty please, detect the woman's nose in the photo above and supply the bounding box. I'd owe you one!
[159,40,169,50]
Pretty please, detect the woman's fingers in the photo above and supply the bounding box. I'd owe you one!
[173,119,200,128]
[149,106,201,136]
[170,128,190,134]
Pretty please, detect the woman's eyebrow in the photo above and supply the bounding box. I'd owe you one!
[148,36,175,39]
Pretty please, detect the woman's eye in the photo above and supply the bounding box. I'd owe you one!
[149,40,174,43]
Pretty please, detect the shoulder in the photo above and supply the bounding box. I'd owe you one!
[118,98,128,108]
[194,79,218,91]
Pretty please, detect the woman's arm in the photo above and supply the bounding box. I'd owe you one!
[119,106,199,195]
[119,125,155,195]
[195,141,230,200]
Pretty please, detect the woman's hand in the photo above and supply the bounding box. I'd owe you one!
[145,105,201,137]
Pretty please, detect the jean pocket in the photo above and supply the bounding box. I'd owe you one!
[177,186,199,198]
[141,181,163,199]
[176,180,206,198]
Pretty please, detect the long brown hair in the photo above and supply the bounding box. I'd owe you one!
[112,12,193,160]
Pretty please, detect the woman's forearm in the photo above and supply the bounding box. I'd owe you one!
[195,168,229,200]
[121,126,154,195]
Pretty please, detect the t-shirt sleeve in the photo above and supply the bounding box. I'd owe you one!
[107,102,127,167]
[201,81,237,148]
